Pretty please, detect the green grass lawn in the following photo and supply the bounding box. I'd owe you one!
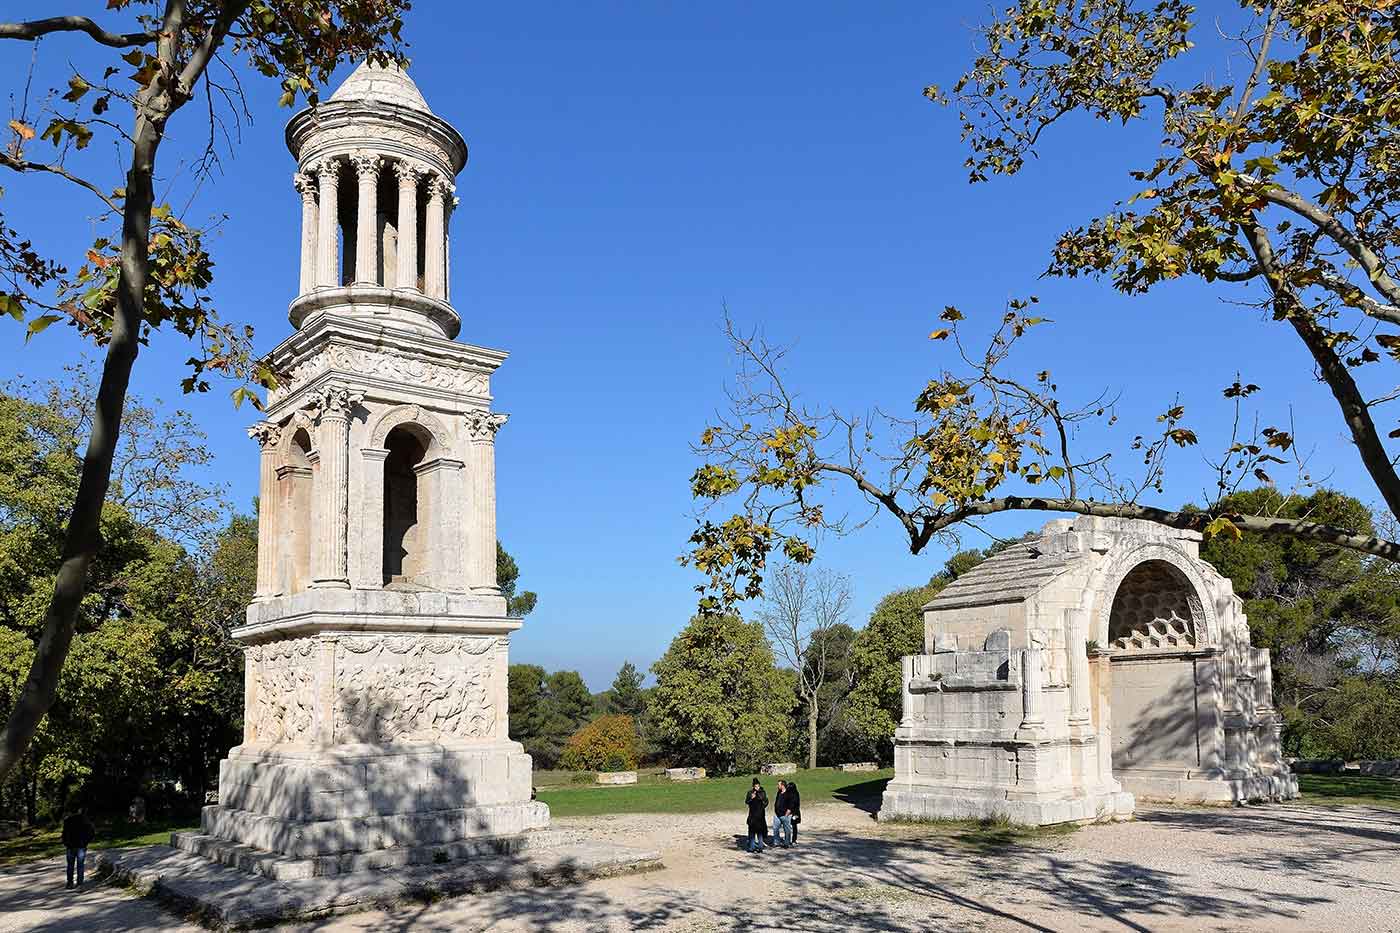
[535,767,893,818]
[1297,773,1400,809]
[0,818,198,869]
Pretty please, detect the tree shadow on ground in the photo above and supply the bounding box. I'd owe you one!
[275,805,1361,933]
[830,777,889,817]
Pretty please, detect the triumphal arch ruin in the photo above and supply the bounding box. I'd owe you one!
[183,61,550,876]
[881,516,1299,826]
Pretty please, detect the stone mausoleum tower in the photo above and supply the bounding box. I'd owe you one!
[190,62,550,876]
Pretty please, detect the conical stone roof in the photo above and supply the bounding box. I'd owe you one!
[328,59,432,113]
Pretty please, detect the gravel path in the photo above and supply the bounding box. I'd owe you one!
[2,801,1395,931]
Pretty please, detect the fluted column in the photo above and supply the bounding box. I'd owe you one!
[309,385,362,589]
[1066,608,1093,728]
[293,173,318,295]
[393,161,422,290]
[424,175,448,300]
[248,422,282,600]
[465,410,508,594]
[315,158,341,287]
[352,153,382,284]
[445,193,458,301]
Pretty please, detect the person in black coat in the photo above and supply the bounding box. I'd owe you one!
[786,780,802,846]
[61,805,95,889]
[744,778,768,852]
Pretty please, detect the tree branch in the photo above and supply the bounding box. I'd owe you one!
[1254,181,1400,315]
[1314,269,1400,326]
[0,16,156,48]
[914,496,1400,562]
[1239,217,1400,519]
[0,152,121,211]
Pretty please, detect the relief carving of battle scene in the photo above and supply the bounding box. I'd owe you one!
[334,635,499,745]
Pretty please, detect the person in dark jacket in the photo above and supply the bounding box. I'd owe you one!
[744,778,768,852]
[771,780,793,847]
[61,805,95,889]
[786,780,802,846]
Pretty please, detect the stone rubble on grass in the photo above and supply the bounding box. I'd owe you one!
[666,767,706,781]
[762,763,797,775]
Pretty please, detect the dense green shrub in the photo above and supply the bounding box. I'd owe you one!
[559,714,640,772]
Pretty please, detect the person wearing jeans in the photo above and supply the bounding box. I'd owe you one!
[62,805,95,890]
[771,780,793,847]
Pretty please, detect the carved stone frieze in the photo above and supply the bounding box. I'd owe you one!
[334,635,499,744]
[245,638,321,744]
[300,123,454,174]
[270,344,491,403]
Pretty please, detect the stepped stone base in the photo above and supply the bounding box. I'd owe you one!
[1119,768,1299,805]
[97,836,663,928]
[880,783,1135,826]
[177,820,561,880]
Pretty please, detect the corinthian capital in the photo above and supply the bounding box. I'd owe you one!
[392,160,424,187]
[465,410,508,440]
[305,384,365,422]
[351,152,383,179]
[311,156,341,182]
[426,174,455,201]
[248,420,282,448]
[293,172,317,200]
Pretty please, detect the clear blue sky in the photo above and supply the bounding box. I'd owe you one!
[4,2,1379,688]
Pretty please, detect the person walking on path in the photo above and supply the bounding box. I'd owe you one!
[771,780,793,848]
[62,805,95,890]
[744,778,769,853]
[786,780,802,847]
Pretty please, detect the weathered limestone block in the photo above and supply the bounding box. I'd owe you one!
[838,762,878,772]
[665,767,706,781]
[595,771,638,785]
[761,763,797,775]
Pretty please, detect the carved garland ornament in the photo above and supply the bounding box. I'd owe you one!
[269,345,490,403]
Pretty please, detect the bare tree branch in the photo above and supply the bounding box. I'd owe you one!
[0,16,156,48]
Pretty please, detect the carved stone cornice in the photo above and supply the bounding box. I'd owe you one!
[465,410,508,441]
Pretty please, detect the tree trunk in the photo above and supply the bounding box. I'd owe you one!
[807,692,818,770]
[0,32,172,783]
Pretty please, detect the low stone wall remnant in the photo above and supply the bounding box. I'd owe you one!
[665,767,706,781]
[595,771,638,785]
[761,763,797,775]
[1289,758,1400,777]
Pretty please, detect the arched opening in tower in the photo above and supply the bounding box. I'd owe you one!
[284,427,315,594]
[383,425,429,584]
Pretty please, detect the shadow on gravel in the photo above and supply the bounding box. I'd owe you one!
[278,807,1351,933]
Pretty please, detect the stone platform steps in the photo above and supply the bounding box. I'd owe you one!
[97,836,663,928]
[170,826,578,880]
